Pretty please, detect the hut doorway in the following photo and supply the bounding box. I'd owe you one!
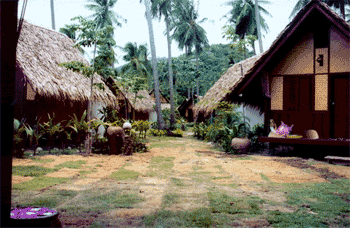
[331,75,350,139]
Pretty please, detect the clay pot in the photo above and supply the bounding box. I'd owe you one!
[305,129,319,139]
[231,138,251,152]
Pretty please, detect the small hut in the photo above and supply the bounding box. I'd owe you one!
[149,89,170,110]
[126,90,155,121]
[14,20,118,126]
[193,54,264,125]
[210,0,350,139]
[178,95,202,122]
[105,77,155,121]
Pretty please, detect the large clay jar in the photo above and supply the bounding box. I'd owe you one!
[305,129,319,139]
[106,126,125,155]
[231,138,251,153]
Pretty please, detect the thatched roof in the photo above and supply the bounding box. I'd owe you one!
[232,0,350,96]
[149,89,170,103]
[105,76,154,113]
[193,53,263,117]
[126,90,155,113]
[194,0,350,119]
[16,20,118,107]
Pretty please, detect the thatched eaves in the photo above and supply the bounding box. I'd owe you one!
[16,20,118,107]
[126,90,155,113]
[233,0,350,96]
[193,53,263,118]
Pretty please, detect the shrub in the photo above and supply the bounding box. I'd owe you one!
[148,129,167,136]
[248,123,268,152]
[171,129,183,137]
[132,120,150,139]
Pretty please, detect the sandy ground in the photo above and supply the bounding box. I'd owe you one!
[12,147,349,185]
[11,136,350,227]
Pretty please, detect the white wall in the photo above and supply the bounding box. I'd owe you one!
[236,104,264,128]
[91,101,106,138]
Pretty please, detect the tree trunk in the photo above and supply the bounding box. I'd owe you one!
[85,42,97,155]
[1,1,18,226]
[166,17,175,130]
[50,0,56,30]
[144,0,164,129]
[255,0,263,54]
[196,52,199,98]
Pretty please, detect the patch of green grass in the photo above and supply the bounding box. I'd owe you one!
[79,168,97,175]
[12,165,58,177]
[29,157,55,164]
[259,173,270,182]
[211,176,231,180]
[88,190,144,211]
[192,165,204,171]
[267,211,328,227]
[15,190,77,209]
[12,177,69,191]
[171,178,186,186]
[55,160,87,169]
[208,191,263,215]
[142,208,213,228]
[233,156,256,160]
[146,156,175,177]
[109,168,141,180]
[280,179,350,226]
[162,193,180,208]
[95,164,102,167]
[226,183,239,188]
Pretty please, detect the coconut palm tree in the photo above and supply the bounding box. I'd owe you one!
[290,0,350,19]
[171,0,209,97]
[150,0,176,129]
[59,25,85,54]
[85,0,126,67]
[141,0,164,129]
[50,0,56,30]
[224,0,271,54]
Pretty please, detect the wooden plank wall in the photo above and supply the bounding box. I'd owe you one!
[269,111,330,139]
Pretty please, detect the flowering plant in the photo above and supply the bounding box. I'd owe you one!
[11,207,57,219]
[276,122,293,137]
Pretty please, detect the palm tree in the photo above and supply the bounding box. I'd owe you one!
[171,0,209,97]
[150,0,176,129]
[224,0,271,54]
[121,42,149,76]
[85,0,126,67]
[290,0,350,19]
[50,0,56,30]
[141,0,164,129]
[59,25,85,54]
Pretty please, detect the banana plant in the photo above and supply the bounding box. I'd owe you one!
[39,113,63,154]
[13,119,27,158]
[68,110,90,153]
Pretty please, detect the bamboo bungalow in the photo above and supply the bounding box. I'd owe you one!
[14,20,118,126]
[126,90,155,121]
[105,77,155,121]
[193,54,265,126]
[149,89,170,110]
[211,0,349,141]
[178,95,202,122]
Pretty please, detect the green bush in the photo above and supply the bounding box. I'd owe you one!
[132,120,150,139]
[171,129,183,137]
[248,123,268,152]
[148,129,167,136]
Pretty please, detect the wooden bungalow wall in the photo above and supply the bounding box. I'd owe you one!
[266,18,349,139]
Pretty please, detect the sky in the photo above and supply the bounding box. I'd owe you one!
[18,0,302,67]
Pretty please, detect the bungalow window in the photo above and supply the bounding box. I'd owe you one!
[283,76,312,111]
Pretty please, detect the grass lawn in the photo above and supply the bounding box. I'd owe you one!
[11,132,350,227]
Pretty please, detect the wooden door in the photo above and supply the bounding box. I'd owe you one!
[331,75,350,139]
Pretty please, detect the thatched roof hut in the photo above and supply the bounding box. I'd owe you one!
[16,20,117,107]
[193,53,264,120]
[126,90,155,113]
[231,0,350,100]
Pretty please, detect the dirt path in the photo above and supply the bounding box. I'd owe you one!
[12,134,350,227]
